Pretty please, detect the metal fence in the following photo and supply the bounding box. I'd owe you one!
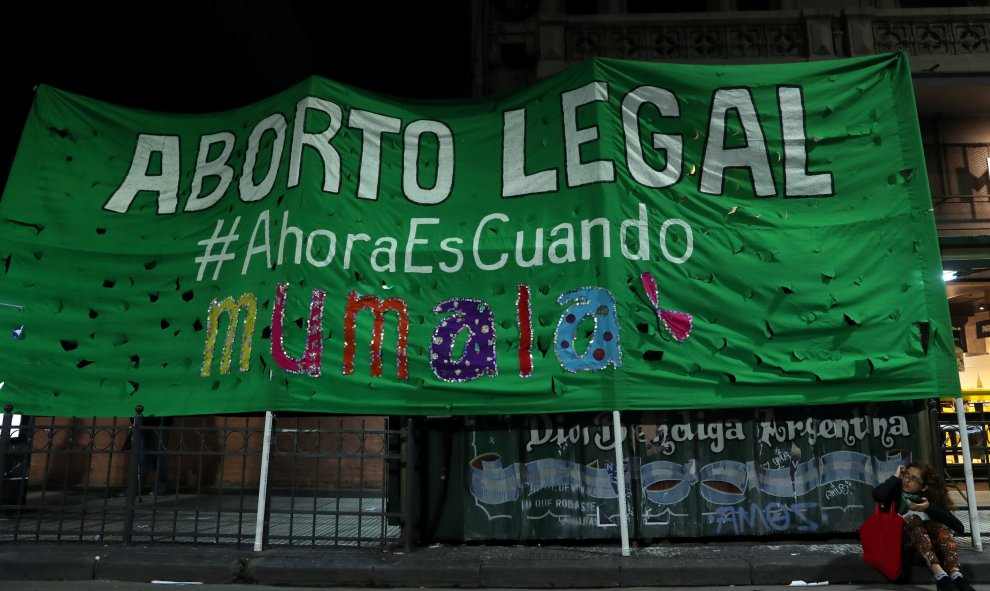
[0,406,405,548]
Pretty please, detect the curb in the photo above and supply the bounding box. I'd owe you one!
[1,542,988,587]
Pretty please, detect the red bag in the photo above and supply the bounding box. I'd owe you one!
[859,503,904,580]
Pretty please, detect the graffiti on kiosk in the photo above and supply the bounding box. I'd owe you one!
[467,410,914,534]
[824,480,856,501]
[710,501,820,535]
[524,411,911,455]
[526,413,640,452]
[770,445,798,469]
[758,413,910,448]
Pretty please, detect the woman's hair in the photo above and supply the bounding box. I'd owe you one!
[911,462,954,510]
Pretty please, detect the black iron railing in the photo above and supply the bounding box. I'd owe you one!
[0,406,405,549]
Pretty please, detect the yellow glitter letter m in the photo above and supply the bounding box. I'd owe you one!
[201,293,258,376]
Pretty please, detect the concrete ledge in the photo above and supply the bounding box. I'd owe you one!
[480,558,622,588]
[620,557,750,587]
[94,548,242,583]
[246,556,375,587]
[0,548,96,580]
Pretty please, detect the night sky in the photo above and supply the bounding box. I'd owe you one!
[0,2,472,189]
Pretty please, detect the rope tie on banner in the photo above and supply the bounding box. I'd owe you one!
[1,301,25,343]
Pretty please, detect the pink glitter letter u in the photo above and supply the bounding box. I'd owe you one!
[271,283,326,377]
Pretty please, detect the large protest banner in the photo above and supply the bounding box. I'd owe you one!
[0,52,959,417]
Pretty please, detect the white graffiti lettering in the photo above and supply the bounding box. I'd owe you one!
[824,480,854,501]
[526,413,645,452]
[758,413,905,447]
[714,501,819,535]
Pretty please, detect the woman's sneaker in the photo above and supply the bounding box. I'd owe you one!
[952,574,977,591]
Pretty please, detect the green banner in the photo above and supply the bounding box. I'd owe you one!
[0,53,959,417]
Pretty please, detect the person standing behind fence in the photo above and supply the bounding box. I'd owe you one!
[123,416,172,496]
[872,462,974,591]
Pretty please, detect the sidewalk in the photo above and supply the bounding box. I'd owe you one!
[2,482,989,588]
[1,539,990,587]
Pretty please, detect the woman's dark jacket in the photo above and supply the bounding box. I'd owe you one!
[872,476,964,534]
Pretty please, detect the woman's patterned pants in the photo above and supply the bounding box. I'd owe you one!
[903,515,959,571]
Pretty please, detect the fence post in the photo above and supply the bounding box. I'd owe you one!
[402,417,416,552]
[0,405,12,505]
[612,411,631,557]
[954,397,984,551]
[254,411,274,551]
[122,405,144,545]
[929,398,946,477]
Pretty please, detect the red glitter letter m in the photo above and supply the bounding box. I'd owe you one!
[343,291,410,379]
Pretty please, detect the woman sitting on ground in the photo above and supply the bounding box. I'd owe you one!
[872,462,974,591]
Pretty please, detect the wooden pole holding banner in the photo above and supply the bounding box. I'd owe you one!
[953,398,983,551]
[611,410,631,557]
[254,411,274,552]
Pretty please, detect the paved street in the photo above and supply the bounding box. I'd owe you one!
[0,585,958,591]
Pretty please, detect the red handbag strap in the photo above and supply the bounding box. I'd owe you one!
[875,501,899,515]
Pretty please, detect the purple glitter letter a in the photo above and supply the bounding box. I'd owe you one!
[430,299,498,382]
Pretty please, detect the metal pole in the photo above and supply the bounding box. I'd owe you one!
[402,417,415,552]
[123,406,143,544]
[954,397,983,551]
[253,411,274,552]
[611,410,630,557]
[0,405,12,504]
